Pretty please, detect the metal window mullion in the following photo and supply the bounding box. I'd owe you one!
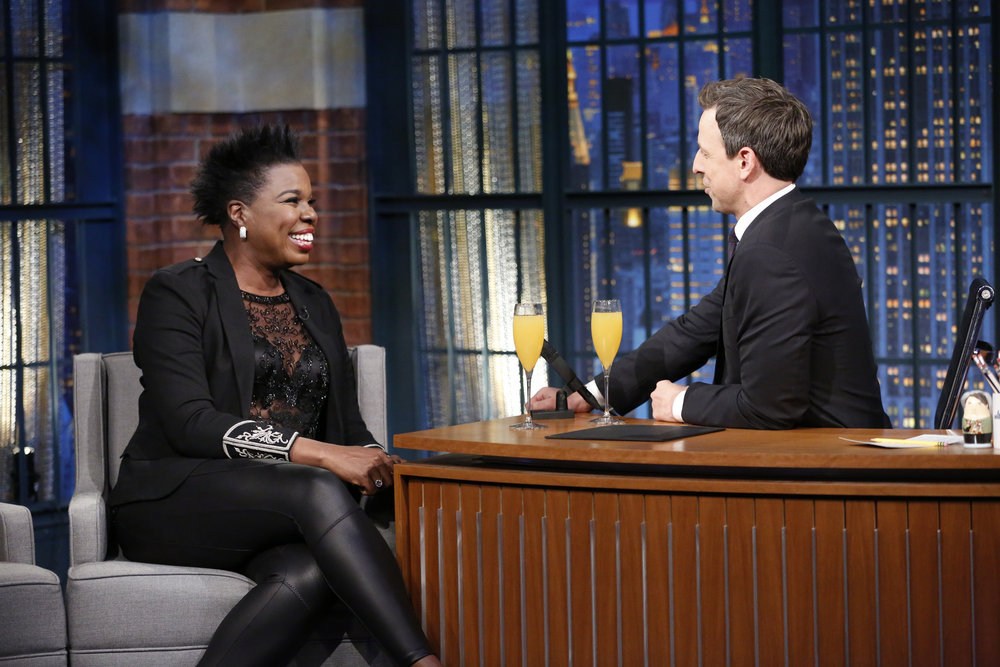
[947,0,961,183]
[470,2,493,415]
[676,17,689,191]
[636,1,651,339]
[37,0,50,203]
[45,218,60,501]
[636,1,648,191]
[818,9,831,185]
[861,10,873,186]
[10,218,26,503]
[510,26,520,193]
[681,207,692,315]
[3,0,18,203]
[442,210,459,423]
[513,208,524,406]
[474,0,485,195]
[477,207,492,416]
[951,201,965,417]
[437,1,454,194]
[907,201,921,424]
[717,0,725,77]
[905,4,917,187]
[599,0,609,191]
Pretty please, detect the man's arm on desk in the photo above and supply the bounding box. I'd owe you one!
[531,379,688,422]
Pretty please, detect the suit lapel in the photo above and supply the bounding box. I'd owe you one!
[712,191,800,384]
[204,243,255,416]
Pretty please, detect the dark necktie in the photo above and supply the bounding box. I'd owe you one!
[715,229,739,383]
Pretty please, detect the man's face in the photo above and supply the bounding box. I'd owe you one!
[691,108,742,216]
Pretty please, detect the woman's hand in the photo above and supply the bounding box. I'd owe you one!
[291,438,398,495]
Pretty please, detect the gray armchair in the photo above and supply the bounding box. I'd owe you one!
[0,501,68,665]
[68,348,393,666]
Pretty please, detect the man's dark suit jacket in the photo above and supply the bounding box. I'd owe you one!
[110,241,376,506]
[607,188,891,429]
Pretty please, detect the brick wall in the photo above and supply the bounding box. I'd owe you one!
[119,0,370,345]
[123,108,371,345]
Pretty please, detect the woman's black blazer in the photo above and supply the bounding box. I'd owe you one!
[110,241,376,506]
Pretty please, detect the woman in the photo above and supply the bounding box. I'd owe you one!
[110,125,440,666]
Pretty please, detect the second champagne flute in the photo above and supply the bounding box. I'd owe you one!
[511,302,547,430]
[591,298,625,425]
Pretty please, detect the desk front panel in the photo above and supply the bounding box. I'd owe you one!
[395,459,1000,666]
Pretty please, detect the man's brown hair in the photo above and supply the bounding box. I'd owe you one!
[698,77,813,182]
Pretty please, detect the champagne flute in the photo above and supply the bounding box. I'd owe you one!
[511,302,547,430]
[591,298,626,425]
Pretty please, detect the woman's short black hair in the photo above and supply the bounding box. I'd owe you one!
[191,124,302,227]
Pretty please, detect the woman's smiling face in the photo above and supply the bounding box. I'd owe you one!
[238,162,317,271]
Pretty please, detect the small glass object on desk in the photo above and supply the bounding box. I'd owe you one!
[511,302,547,430]
[590,298,626,425]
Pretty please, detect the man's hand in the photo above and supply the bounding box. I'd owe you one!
[650,380,685,422]
[530,387,594,413]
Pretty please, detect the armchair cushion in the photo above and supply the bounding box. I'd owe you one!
[0,564,67,665]
[66,561,252,659]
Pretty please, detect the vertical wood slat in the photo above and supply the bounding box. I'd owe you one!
[618,493,645,666]
[645,494,672,662]
[593,492,619,665]
[522,488,546,667]
[458,484,482,667]
[755,498,785,666]
[479,485,502,665]
[939,501,973,664]
[699,496,727,666]
[845,500,878,665]
[439,482,462,665]
[671,495,699,667]
[784,499,816,665]
[972,502,1000,662]
[500,487,523,665]
[726,496,756,667]
[907,500,941,665]
[813,499,847,664]
[876,501,909,667]
[403,478,424,618]
[567,491,594,666]
[421,481,443,653]
[543,490,570,664]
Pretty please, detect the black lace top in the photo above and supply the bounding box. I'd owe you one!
[242,291,330,438]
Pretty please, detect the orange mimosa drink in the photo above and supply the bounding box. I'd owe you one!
[513,314,544,371]
[591,310,622,369]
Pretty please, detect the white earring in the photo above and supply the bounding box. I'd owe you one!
[239,226,247,240]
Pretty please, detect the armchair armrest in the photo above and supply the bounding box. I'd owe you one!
[0,502,36,564]
[69,491,108,567]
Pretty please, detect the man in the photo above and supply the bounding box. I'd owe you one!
[532,77,891,429]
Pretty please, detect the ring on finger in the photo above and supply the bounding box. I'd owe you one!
[374,478,384,488]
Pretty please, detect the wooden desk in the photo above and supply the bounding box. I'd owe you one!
[393,417,1000,666]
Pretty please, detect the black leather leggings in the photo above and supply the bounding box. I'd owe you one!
[112,458,430,666]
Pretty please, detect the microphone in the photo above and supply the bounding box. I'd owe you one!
[540,339,606,413]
